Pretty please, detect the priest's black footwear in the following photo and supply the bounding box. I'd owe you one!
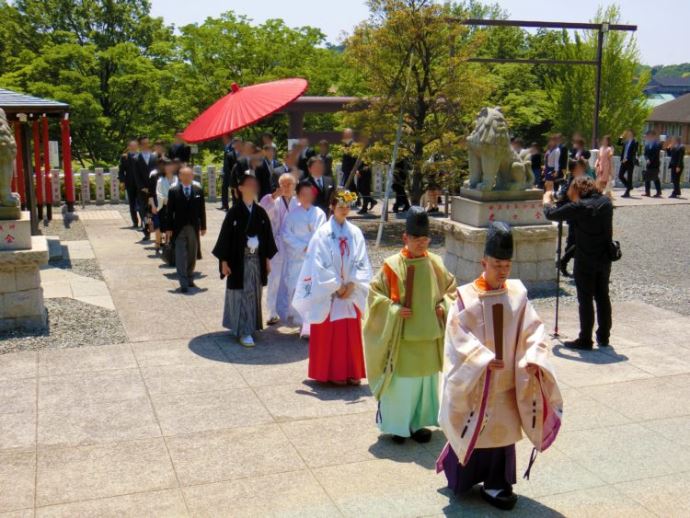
[480,487,518,511]
[410,428,432,444]
[391,435,406,444]
[564,339,593,351]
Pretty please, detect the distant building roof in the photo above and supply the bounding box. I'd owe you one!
[648,93,690,123]
[648,76,690,87]
[0,88,69,118]
[645,75,690,96]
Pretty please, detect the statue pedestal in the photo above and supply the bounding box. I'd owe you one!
[452,190,545,228]
[438,193,559,291]
[0,211,32,250]
[0,212,49,332]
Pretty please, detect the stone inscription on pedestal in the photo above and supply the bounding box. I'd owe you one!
[0,211,32,250]
[452,196,548,228]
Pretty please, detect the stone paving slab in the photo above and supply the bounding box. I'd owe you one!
[1,206,690,516]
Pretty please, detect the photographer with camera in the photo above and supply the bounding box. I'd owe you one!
[543,176,614,350]
[557,159,588,277]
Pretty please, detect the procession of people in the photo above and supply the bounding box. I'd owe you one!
[117,119,690,512]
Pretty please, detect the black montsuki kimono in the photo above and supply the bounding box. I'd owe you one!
[212,202,277,290]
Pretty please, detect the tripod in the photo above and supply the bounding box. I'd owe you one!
[552,220,563,338]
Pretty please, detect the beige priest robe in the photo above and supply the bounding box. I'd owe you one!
[439,278,563,466]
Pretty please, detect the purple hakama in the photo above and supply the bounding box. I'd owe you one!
[438,443,517,493]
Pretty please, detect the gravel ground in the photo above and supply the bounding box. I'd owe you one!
[357,217,446,271]
[607,203,690,315]
[357,203,690,316]
[0,298,128,354]
[48,257,105,281]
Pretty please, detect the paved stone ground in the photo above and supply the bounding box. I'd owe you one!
[1,194,690,517]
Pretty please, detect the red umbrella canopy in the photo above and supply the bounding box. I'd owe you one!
[182,78,308,143]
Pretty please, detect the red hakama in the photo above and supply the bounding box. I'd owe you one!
[308,310,366,383]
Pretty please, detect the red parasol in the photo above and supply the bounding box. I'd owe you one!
[182,78,308,143]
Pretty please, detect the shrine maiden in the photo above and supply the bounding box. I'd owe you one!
[292,189,372,384]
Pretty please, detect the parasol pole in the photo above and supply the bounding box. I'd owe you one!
[376,50,415,248]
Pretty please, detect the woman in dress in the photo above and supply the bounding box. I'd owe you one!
[292,189,372,385]
[155,157,178,248]
[595,135,614,197]
[282,180,327,333]
[212,172,277,348]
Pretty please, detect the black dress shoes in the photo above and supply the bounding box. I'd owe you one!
[564,339,593,351]
[411,428,432,443]
[480,487,518,511]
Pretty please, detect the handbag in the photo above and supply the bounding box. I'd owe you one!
[609,240,622,262]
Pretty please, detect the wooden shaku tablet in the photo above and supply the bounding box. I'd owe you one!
[492,303,504,361]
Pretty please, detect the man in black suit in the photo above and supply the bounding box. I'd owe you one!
[118,139,140,227]
[134,136,158,240]
[166,166,207,293]
[340,128,356,187]
[617,129,638,198]
[256,144,282,198]
[307,156,334,215]
[316,139,334,177]
[220,134,239,210]
[667,136,685,198]
[229,141,257,205]
[296,137,315,174]
[169,131,191,164]
[356,161,377,215]
[642,130,662,198]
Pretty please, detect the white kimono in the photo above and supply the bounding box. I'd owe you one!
[260,193,299,319]
[292,216,372,325]
[282,204,327,325]
[438,279,563,467]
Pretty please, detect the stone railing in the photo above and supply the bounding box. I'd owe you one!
[42,162,389,206]
[37,153,690,206]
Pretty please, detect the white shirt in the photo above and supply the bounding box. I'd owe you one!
[282,204,327,260]
[546,147,560,170]
[156,175,178,209]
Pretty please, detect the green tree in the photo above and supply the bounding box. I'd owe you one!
[547,5,650,143]
[171,13,345,150]
[343,0,492,202]
[0,0,176,164]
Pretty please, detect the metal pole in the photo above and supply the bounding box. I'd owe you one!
[592,23,607,148]
[552,221,563,338]
[375,51,415,248]
[375,107,405,248]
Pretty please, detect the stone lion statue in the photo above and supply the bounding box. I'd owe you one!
[0,108,20,216]
[465,107,534,192]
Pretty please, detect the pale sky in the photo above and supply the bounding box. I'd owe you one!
[150,0,686,66]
